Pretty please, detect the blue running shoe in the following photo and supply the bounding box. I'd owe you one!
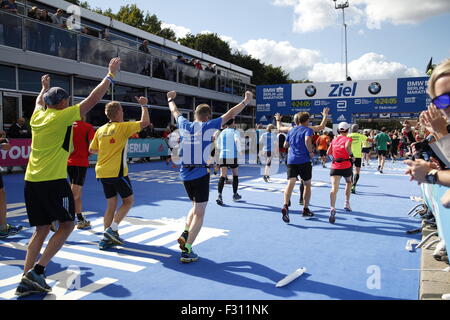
[104,227,124,245]
[180,250,199,263]
[23,270,51,292]
[99,238,116,251]
[15,279,41,297]
[0,224,23,239]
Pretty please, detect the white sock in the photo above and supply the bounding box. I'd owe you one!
[110,222,119,231]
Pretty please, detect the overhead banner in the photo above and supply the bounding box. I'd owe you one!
[256,77,430,124]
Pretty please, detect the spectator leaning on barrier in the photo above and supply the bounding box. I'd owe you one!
[1,0,17,13]
[27,6,40,19]
[405,58,450,208]
[7,117,30,139]
[51,9,65,28]
[39,9,53,24]
[139,40,150,54]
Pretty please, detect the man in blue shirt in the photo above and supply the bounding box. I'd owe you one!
[168,90,253,263]
[281,112,315,223]
[216,118,242,205]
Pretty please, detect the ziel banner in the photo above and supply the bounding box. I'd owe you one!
[256,77,430,125]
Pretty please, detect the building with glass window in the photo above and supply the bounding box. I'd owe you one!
[0,0,256,134]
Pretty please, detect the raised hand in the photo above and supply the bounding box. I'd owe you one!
[244,91,253,103]
[421,103,448,139]
[274,113,282,122]
[109,57,121,76]
[167,91,177,100]
[41,75,50,91]
[135,96,148,106]
[321,107,330,117]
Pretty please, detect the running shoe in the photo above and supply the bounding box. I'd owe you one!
[180,250,199,263]
[351,185,356,194]
[15,279,41,297]
[380,169,383,174]
[302,207,315,218]
[263,176,268,183]
[232,193,242,202]
[99,238,116,251]
[104,227,124,245]
[216,194,223,206]
[299,198,304,205]
[344,202,352,212]
[0,224,23,238]
[50,221,59,233]
[377,165,381,172]
[329,208,337,224]
[281,205,290,223]
[178,231,189,251]
[76,219,91,230]
[23,270,51,292]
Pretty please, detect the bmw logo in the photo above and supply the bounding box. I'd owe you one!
[305,85,317,97]
[368,82,382,95]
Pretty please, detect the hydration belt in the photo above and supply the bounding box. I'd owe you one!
[332,158,351,164]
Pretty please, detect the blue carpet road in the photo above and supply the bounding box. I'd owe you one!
[0,159,422,300]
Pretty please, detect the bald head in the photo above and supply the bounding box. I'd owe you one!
[17,118,25,126]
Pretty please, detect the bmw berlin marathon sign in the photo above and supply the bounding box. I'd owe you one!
[256,77,430,129]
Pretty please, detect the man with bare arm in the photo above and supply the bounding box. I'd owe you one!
[15,58,121,297]
[168,90,253,263]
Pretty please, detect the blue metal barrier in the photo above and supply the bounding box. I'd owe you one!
[89,138,168,161]
[422,184,450,246]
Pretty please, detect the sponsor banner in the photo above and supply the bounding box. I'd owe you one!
[89,139,169,161]
[0,139,31,167]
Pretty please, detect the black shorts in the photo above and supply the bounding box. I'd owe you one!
[287,162,312,181]
[330,167,353,177]
[377,150,387,157]
[67,166,88,186]
[219,158,239,169]
[354,158,362,168]
[0,174,3,189]
[100,176,133,199]
[319,150,327,157]
[24,179,75,227]
[183,173,210,203]
[361,147,371,154]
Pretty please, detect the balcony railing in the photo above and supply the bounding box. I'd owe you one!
[0,10,256,97]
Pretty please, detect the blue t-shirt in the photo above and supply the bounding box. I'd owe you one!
[260,132,276,152]
[218,128,240,159]
[177,115,222,181]
[1,0,17,10]
[287,126,313,164]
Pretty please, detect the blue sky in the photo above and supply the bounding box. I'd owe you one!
[86,0,450,82]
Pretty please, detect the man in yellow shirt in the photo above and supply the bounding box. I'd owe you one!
[89,97,149,250]
[15,58,121,297]
[348,124,373,193]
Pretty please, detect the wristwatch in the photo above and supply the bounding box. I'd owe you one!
[425,169,439,184]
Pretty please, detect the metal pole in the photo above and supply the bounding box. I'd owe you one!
[343,8,348,80]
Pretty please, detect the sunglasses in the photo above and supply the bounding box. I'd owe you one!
[432,92,450,109]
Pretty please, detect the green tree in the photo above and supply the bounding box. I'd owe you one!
[178,33,232,62]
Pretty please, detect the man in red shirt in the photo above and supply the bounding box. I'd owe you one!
[67,115,95,229]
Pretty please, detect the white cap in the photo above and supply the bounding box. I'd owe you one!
[338,122,351,131]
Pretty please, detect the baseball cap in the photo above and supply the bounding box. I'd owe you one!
[44,87,69,106]
[338,122,351,132]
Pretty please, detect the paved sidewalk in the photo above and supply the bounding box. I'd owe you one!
[420,226,450,300]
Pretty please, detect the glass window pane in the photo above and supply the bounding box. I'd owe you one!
[25,19,77,60]
[218,76,232,94]
[86,103,108,127]
[174,95,193,110]
[74,77,112,100]
[195,97,211,108]
[150,108,171,129]
[0,10,22,49]
[147,91,168,107]
[80,35,118,67]
[152,57,176,82]
[199,70,216,91]
[22,94,38,121]
[113,85,145,103]
[0,65,16,89]
[212,100,228,114]
[122,104,141,122]
[178,64,199,87]
[19,69,70,93]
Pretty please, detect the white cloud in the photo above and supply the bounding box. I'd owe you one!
[239,39,321,79]
[308,52,421,82]
[161,22,191,39]
[272,0,450,32]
